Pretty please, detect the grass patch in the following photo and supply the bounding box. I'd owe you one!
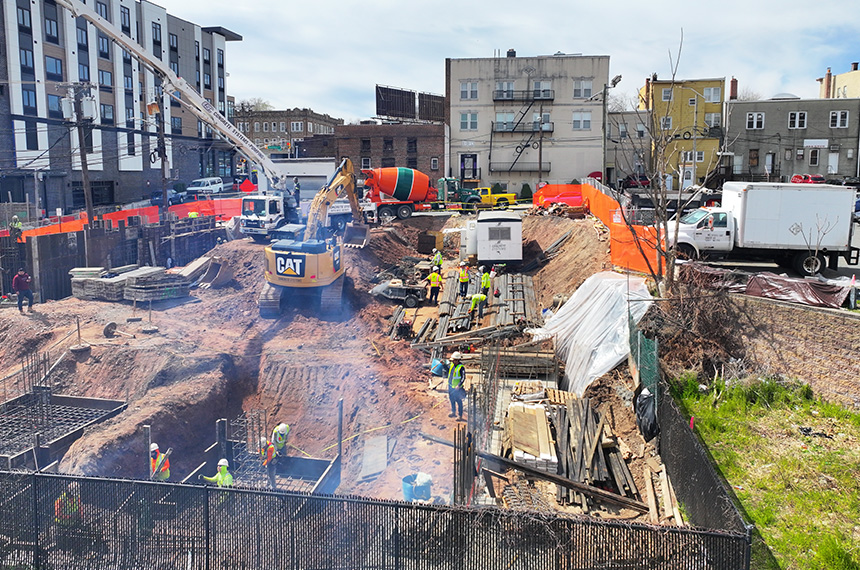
[677,375,860,569]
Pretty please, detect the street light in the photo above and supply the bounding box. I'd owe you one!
[602,75,622,185]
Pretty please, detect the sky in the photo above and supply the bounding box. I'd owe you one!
[156,0,860,123]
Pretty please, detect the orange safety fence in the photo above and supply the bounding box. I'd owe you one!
[579,183,661,276]
[532,184,583,208]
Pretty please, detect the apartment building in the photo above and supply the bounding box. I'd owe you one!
[607,110,652,187]
[446,50,610,192]
[334,123,444,176]
[639,76,725,191]
[0,0,239,213]
[231,107,343,160]
[817,64,860,99]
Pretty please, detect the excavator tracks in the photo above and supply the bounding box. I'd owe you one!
[319,275,345,314]
[258,282,283,318]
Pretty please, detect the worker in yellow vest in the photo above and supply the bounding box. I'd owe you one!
[447,351,466,420]
[468,292,488,319]
[425,266,443,305]
[457,262,470,297]
[480,266,491,296]
[431,248,443,267]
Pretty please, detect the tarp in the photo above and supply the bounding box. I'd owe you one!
[526,272,653,396]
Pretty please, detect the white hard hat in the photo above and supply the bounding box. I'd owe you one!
[217,458,229,467]
[451,351,462,360]
[277,423,288,435]
[432,266,439,272]
[150,443,159,453]
[479,266,485,273]
[260,436,268,447]
[459,261,466,266]
[432,248,437,253]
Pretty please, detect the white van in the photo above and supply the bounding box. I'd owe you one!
[187,177,224,194]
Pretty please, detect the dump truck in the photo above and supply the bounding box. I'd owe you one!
[670,181,860,276]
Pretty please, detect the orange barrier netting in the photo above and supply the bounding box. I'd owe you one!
[579,183,661,276]
[532,184,583,208]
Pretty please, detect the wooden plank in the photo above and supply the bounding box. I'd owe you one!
[358,435,388,480]
[643,465,659,524]
[667,472,684,526]
[659,467,673,521]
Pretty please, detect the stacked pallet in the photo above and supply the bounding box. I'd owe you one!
[123,267,189,301]
[548,391,639,510]
[504,402,558,474]
[71,266,140,301]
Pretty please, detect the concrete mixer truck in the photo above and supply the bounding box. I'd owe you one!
[361,167,438,221]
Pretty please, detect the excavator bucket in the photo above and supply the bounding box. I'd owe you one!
[198,257,234,289]
[343,223,369,248]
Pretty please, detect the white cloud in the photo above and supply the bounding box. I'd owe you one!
[156,0,860,120]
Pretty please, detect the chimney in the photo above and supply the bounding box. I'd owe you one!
[644,77,651,108]
[730,77,738,100]
[506,48,516,58]
[824,67,832,98]
[853,62,859,72]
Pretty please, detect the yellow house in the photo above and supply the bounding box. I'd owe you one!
[639,77,725,190]
[817,64,860,99]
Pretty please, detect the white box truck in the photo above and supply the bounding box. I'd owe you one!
[671,182,859,276]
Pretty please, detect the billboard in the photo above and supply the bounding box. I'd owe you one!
[376,86,416,120]
[418,92,445,123]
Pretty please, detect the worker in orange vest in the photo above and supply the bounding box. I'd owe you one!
[260,436,277,490]
[150,443,170,481]
[54,481,82,550]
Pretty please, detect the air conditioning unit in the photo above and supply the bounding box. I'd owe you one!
[829,144,840,151]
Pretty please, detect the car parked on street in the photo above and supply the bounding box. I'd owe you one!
[790,173,826,184]
[187,177,225,194]
[620,174,651,189]
[150,189,186,206]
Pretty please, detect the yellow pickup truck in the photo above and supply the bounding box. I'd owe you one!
[476,187,517,208]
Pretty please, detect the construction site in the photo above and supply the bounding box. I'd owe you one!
[0,172,761,569]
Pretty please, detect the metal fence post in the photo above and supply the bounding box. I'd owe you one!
[32,473,40,570]
[204,485,210,570]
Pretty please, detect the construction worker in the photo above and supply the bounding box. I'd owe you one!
[431,248,443,267]
[199,458,233,488]
[447,351,466,420]
[150,443,170,481]
[9,215,22,242]
[424,266,443,305]
[271,423,290,455]
[260,436,277,490]
[188,211,199,219]
[457,262,470,297]
[12,268,34,313]
[54,481,82,550]
[468,292,488,319]
[480,266,492,296]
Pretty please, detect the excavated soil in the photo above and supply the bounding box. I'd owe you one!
[0,211,630,508]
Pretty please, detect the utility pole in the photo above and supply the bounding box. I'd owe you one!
[65,84,95,224]
[151,81,170,223]
[537,103,544,186]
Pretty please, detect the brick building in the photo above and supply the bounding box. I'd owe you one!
[231,107,343,159]
[333,123,444,176]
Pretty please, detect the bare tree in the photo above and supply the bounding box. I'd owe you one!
[736,87,762,101]
[236,98,274,113]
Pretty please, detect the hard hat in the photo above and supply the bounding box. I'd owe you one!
[459,261,466,266]
[432,248,437,253]
[69,482,81,493]
[479,266,485,273]
[277,423,288,435]
[217,458,229,467]
[260,436,268,447]
[11,215,18,220]
[432,266,439,272]
[150,443,159,453]
[451,351,462,360]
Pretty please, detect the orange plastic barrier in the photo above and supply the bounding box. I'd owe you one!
[171,198,241,220]
[580,183,661,276]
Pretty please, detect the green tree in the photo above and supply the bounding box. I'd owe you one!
[520,183,533,201]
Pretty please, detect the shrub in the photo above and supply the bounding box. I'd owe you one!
[520,183,533,201]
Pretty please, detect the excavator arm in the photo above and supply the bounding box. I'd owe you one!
[304,159,368,247]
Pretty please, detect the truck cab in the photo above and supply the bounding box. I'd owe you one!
[437,178,481,208]
[674,208,734,257]
[240,194,290,242]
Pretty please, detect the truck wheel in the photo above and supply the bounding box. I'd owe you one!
[793,251,826,276]
[378,207,396,222]
[465,200,480,213]
[496,198,509,210]
[333,216,348,232]
[404,295,419,308]
[396,205,413,220]
[251,234,268,243]
[675,244,697,260]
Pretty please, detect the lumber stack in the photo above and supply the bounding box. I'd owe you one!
[503,402,558,474]
[70,265,140,301]
[491,273,541,328]
[548,393,639,509]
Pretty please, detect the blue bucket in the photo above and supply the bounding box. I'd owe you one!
[430,359,448,377]
[402,474,432,502]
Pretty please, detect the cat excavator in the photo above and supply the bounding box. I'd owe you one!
[258,158,369,316]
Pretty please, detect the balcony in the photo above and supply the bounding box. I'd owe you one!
[492,89,555,102]
[489,162,551,173]
[493,121,554,133]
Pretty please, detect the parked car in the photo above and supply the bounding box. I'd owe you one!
[187,177,224,194]
[620,174,651,189]
[150,189,186,206]
[826,176,860,188]
[790,173,826,184]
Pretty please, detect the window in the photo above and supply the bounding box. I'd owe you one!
[406,157,418,169]
[122,49,131,62]
[488,227,511,241]
[25,120,38,150]
[78,63,90,81]
[460,112,477,130]
[254,122,260,132]
[407,138,417,153]
[796,148,804,160]
[704,113,721,128]
[495,112,514,131]
[169,33,178,50]
[809,149,820,166]
[307,121,314,133]
[98,34,110,58]
[637,123,646,138]
[280,122,286,132]
[271,122,277,132]
[660,116,672,130]
[100,103,114,124]
[360,139,371,152]
[98,69,112,88]
[17,7,31,31]
[263,122,269,132]
[703,87,720,102]
[383,138,394,152]
[19,48,34,71]
[495,81,513,99]
[572,111,592,130]
[381,157,396,168]
[573,79,593,99]
[171,116,182,134]
[120,6,130,32]
[22,87,37,115]
[45,17,59,43]
[749,149,759,168]
[460,81,477,100]
[746,112,764,129]
[124,74,133,90]
[533,80,552,98]
[618,122,628,138]
[430,157,439,171]
[151,22,161,43]
[48,94,63,118]
[77,27,88,48]
[830,110,849,128]
[785,149,792,161]
[217,49,224,66]
[291,121,303,132]
[203,73,211,89]
[361,157,371,169]
[662,88,673,101]
[533,111,551,131]
[96,1,108,18]
[787,111,806,129]
[696,151,704,162]
[170,61,179,74]
[203,48,210,63]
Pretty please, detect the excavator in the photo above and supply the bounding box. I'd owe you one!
[258,158,369,316]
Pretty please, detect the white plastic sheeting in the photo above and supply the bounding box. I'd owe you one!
[526,272,653,397]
